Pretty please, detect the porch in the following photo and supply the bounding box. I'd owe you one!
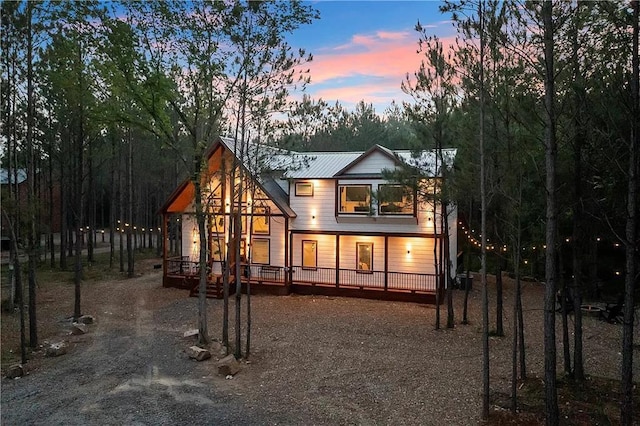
[163,257,442,303]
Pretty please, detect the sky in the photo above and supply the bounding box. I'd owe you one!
[288,1,456,114]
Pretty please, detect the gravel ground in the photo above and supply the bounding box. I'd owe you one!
[1,263,638,425]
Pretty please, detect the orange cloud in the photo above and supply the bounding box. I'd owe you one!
[300,31,459,111]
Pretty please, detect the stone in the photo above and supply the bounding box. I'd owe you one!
[217,354,240,376]
[209,341,226,357]
[70,323,88,335]
[186,345,211,362]
[45,341,68,357]
[6,364,23,379]
[183,329,199,338]
[78,315,95,324]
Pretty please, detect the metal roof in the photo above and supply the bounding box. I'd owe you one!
[278,147,457,179]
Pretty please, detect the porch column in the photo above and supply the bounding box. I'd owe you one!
[384,235,389,291]
[288,229,294,285]
[335,234,340,288]
[284,218,289,287]
[162,213,168,282]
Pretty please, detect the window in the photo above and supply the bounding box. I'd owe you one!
[356,242,373,273]
[251,238,270,264]
[252,206,270,235]
[338,185,371,214]
[209,213,225,234]
[378,185,415,215]
[302,240,317,270]
[295,182,314,196]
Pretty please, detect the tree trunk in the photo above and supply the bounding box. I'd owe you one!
[495,263,503,336]
[478,1,490,420]
[542,1,559,423]
[26,2,38,348]
[127,128,134,278]
[621,2,638,424]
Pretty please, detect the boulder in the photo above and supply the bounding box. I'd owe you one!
[78,315,95,325]
[217,354,240,376]
[45,341,68,357]
[5,364,23,379]
[186,345,211,362]
[70,323,88,335]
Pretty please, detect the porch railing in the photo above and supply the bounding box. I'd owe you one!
[290,266,438,293]
[166,256,199,276]
[166,259,438,292]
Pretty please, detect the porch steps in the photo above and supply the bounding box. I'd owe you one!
[189,275,223,299]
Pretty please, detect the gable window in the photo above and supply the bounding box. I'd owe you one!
[378,184,415,215]
[302,240,317,270]
[295,182,314,196]
[356,242,373,273]
[252,206,270,235]
[251,238,270,265]
[338,185,371,214]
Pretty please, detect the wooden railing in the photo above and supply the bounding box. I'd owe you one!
[290,266,438,293]
[166,259,438,292]
[166,256,199,276]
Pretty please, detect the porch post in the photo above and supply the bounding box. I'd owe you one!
[335,234,340,288]
[288,229,294,285]
[162,213,168,283]
[284,218,289,287]
[384,235,389,291]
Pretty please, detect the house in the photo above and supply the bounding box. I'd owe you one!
[159,137,457,303]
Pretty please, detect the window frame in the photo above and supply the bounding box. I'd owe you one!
[377,184,415,216]
[295,181,314,196]
[301,240,318,270]
[251,238,270,265]
[356,242,373,273]
[337,184,372,215]
[252,206,270,235]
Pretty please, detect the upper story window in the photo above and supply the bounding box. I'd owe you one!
[378,184,415,215]
[338,185,371,214]
[295,182,314,196]
[252,206,270,235]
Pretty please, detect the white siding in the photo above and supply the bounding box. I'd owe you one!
[290,178,442,235]
[342,150,396,175]
[291,233,336,268]
[387,237,435,274]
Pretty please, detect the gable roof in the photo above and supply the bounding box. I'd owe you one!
[333,144,401,176]
[159,137,297,218]
[282,146,456,179]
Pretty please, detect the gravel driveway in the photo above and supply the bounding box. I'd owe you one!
[1,267,636,425]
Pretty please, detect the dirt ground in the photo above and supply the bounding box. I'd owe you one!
[1,259,638,425]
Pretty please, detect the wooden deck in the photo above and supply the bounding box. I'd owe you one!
[164,257,441,303]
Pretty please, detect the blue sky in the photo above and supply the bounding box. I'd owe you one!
[288,1,456,113]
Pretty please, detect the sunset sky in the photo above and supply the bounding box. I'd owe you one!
[289,1,456,113]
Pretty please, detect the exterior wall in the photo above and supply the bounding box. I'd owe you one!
[343,150,395,175]
[181,203,288,267]
[249,214,286,267]
[289,178,439,234]
[291,233,337,268]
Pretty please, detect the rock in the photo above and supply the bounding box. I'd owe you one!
[70,323,88,335]
[217,354,240,376]
[6,364,23,379]
[186,345,211,362]
[46,341,68,357]
[78,315,95,324]
[209,341,227,357]
[183,329,199,338]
